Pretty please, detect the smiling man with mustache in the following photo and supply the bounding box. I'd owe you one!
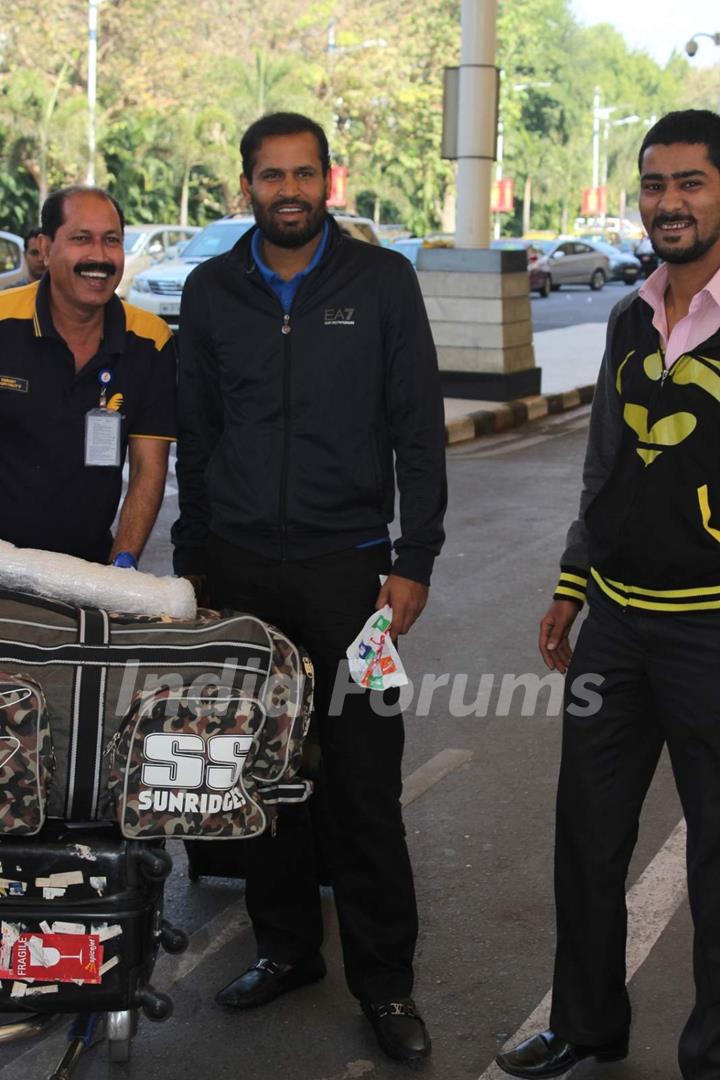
[496,110,720,1080]
[0,186,176,566]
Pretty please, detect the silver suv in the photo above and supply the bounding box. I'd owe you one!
[127,213,379,330]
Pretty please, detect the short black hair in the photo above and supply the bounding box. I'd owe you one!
[24,228,42,250]
[240,112,331,180]
[638,109,720,173]
[40,186,125,240]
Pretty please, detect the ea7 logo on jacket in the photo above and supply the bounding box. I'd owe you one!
[324,307,355,326]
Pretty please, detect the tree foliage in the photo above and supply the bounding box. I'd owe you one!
[0,0,697,236]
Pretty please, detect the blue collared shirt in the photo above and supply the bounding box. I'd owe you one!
[251,220,330,314]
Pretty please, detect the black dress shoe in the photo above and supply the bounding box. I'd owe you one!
[495,1029,629,1078]
[215,954,326,1009]
[362,998,431,1064]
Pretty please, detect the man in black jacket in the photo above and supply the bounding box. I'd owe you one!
[172,112,446,1063]
[496,110,720,1080]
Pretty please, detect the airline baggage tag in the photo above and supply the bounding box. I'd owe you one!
[85,408,121,467]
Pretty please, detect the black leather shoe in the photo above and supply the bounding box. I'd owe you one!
[215,954,326,1009]
[495,1029,629,1078]
[362,998,431,1064]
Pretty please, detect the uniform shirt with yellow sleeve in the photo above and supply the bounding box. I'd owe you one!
[0,278,176,563]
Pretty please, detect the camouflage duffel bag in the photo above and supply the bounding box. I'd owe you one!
[0,589,314,839]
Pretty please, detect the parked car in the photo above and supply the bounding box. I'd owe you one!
[531,237,610,291]
[128,217,254,329]
[581,238,641,284]
[0,231,27,291]
[491,238,552,297]
[634,235,659,278]
[328,210,381,245]
[118,224,199,298]
[128,213,379,330]
[390,237,424,267]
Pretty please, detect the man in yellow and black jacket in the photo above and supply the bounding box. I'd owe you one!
[497,111,720,1080]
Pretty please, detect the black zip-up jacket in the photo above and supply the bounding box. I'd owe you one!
[554,288,720,613]
[171,218,447,584]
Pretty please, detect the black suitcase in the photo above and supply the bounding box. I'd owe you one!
[0,820,180,1017]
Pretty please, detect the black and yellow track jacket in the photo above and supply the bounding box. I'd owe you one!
[555,289,720,613]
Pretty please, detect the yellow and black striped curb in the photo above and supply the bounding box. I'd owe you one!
[445,383,595,446]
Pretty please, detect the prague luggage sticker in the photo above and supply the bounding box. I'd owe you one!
[346,605,409,691]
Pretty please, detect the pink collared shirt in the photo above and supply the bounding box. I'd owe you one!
[638,262,720,369]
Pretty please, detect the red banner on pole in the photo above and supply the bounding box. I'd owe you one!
[328,165,349,208]
[491,178,514,213]
[581,186,608,215]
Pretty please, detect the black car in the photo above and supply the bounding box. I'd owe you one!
[634,236,659,278]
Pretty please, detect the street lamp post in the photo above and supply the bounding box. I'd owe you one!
[685,31,720,56]
[86,0,99,185]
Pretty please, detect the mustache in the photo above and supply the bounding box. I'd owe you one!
[73,261,117,276]
[270,199,313,213]
[653,213,696,228]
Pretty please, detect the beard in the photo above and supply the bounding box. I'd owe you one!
[251,195,327,249]
[650,215,720,265]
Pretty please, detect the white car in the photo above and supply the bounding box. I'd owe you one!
[127,213,380,330]
[118,224,199,298]
[0,231,28,291]
[127,217,255,330]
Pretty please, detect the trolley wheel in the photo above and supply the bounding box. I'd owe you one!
[160,921,189,955]
[134,985,173,1022]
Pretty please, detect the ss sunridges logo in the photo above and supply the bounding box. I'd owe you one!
[324,307,355,326]
[138,732,252,815]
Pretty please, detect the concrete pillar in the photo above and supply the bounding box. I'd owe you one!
[455,0,498,248]
[419,0,540,401]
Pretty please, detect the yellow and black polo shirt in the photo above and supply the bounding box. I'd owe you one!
[0,278,176,563]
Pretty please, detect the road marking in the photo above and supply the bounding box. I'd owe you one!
[0,749,471,1076]
[402,748,474,806]
[477,817,688,1080]
[449,408,591,459]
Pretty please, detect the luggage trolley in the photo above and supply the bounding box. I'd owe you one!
[0,586,314,1078]
[0,820,188,1076]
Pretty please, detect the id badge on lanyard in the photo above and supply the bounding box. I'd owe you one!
[84,367,122,467]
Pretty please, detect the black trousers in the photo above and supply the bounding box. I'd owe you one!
[207,534,418,1002]
[550,584,720,1080]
